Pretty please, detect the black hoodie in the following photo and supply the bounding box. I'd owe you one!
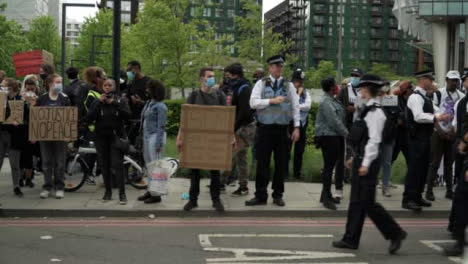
[230,78,254,132]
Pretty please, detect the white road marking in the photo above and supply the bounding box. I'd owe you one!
[199,234,333,248]
[199,234,367,263]
[420,240,463,264]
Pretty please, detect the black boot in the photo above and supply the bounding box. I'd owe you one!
[25,178,34,188]
[14,187,24,197]
[119,191,127,205]
[102,190,112,201]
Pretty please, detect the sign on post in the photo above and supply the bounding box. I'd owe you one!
[0,92,6,122]
[179,104,235,171]
[29,107,78,141]
[4,101,24,125]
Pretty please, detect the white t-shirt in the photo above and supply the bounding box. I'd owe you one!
[433,87,464,132]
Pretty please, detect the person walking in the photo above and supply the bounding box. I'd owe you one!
[137,79,168,204]
[332,74,407,254]
[425,71,464,201]
[403,70,451,211]
[35,74,71,199]
[315,77,348,210]
[83,78,131,204]
[245,55,300,207]
[177,67,227,212]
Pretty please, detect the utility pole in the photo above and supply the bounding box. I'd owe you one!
[337,0,346,82]
[112,0,121,93]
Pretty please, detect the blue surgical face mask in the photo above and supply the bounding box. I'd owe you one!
[205,77,216,88]
[350,77,360,87]
[127,71,135,81]
[53,83,63,94]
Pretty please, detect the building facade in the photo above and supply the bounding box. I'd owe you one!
[0,0,49,30]
[265,0,427,76]
[187,0,263,56]
[65,18,82,47]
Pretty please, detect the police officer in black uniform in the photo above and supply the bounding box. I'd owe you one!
[332,74,407,254]
[403,70,451,211]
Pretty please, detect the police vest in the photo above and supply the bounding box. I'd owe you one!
[256,78,292,125]
[85,90,101,132]
[407,91,434,139]
[298,92,309,127]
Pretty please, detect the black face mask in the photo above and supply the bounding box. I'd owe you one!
[40,73,48,80]
[223,77,230,85]
[253,78,258,84]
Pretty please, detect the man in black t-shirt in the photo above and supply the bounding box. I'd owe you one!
[124,60,151,120]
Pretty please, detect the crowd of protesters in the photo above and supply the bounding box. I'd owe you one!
[0,56,467,256]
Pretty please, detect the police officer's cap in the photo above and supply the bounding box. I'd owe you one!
[357,74,388,88]
[413,70,434,80]
[292,68,305,82]
[350,68,364,77]
[267,55,285,65]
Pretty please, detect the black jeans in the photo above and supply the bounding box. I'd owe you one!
[95,136,125,193]
[426,133,454,192]
[342,157,404,246]
[392,127,409,165]
[254,125,289,201]
[189,169,221,202]
[319,136,345,200]
[286,124,308,178]
[403,137,431,203]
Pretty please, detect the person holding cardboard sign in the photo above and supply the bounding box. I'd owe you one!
[35,74,71,199]
[2,78,30,197]
[177,67,227,212]
[245,55,301,207]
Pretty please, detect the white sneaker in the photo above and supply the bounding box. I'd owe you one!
[334,189,343,199]
[55,190,64,199]
[40,190,50,199]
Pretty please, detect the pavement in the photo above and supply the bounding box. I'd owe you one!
[0,217,463,264]
[0,159,453,218]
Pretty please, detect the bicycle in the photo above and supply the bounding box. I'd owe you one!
[64,138,149,192]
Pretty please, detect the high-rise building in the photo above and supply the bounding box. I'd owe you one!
[0,0,49,30]
[48,0,60,31]
[187,0,263,56]
[65,18,82,47]
[265,0,427,76]
[99,0,142,25]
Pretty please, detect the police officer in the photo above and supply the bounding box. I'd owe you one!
[332,74,407,254]
[286,69,311,179]
[444,127,468,256]
[246,55,300,207]
[403,70,451,211]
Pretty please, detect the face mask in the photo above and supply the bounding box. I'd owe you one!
[35,81,40,87]
[25,91,36,98]
[127,71,135,81]
[1,86,8,93]
[350,77,360,87]
[205,77,216,88]
[40,73,48,80]
[53,83,63,94]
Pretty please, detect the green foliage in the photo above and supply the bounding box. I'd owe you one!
[0,15,31,77]
[165,99,185,136]
[309,61,337,89]
[368,62,399,80]
[26,16,61,65]
[74,10,114,74]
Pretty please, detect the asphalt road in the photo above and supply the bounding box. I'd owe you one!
[0,217,464,264]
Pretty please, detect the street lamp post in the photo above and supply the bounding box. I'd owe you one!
[90,34,112,66]
[112,0,122,93]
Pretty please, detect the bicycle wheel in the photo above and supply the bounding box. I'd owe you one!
[64,156,88,192]
[124,162,147,190]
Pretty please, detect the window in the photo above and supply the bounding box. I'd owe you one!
[227,9,234,18]
[313,15,325,24]
[203,7,211,17]
[190,7,198,16]
[67,24,71,29]
[371,17,382,25]
[215,8,223,17]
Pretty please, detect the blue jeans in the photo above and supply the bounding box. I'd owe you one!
[143,133,166,186]
[380,140,395,189]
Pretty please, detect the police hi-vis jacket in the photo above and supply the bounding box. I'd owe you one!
[250,75,300,127]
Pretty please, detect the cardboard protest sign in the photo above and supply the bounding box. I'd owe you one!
[29,107,78,141]
[4,100,24,125]
[381,95,398,106]
[12,50,54,77]
[0,92,5,122]
[179,104,235,171]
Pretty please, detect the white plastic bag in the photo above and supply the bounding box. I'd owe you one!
[146,158,178,196]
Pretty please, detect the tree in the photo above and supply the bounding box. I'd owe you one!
[310,61,336,88]
[0,13,31,77]
[26,16,61,66]
[235,0,293,69]
[74,10,114,75]
[368,62,399,80]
